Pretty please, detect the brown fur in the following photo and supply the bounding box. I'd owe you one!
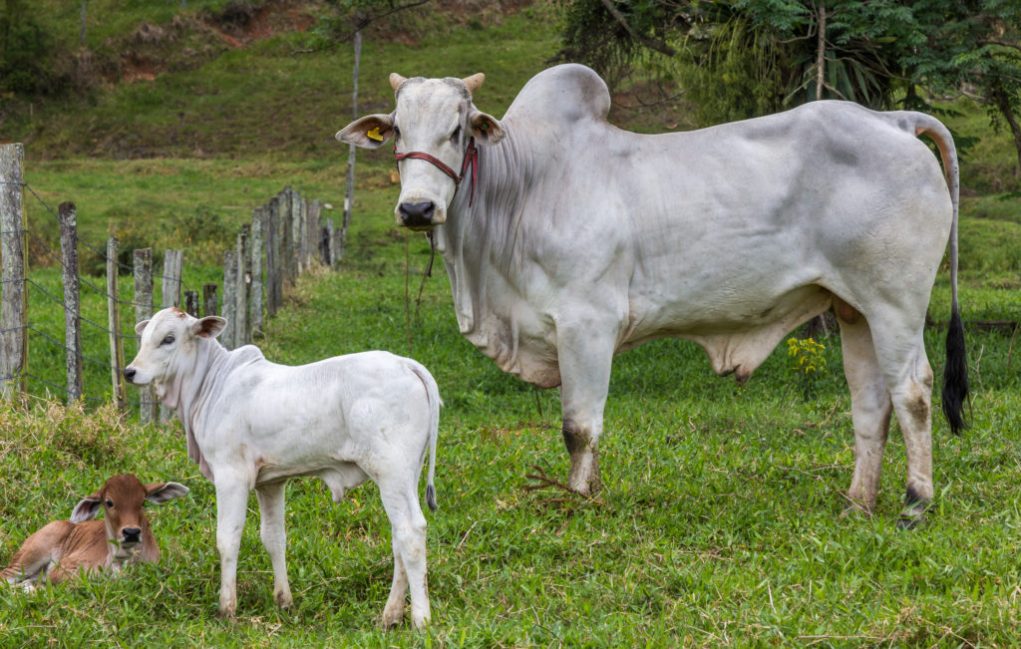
[2,474,186,588]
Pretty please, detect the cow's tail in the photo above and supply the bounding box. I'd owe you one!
[408,360,441,512]
[910,113,968,434]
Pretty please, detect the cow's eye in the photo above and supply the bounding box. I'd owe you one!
[392,125,401,140]
[105,499,114,508]
[450,125,461,143]
[160,334,174,346]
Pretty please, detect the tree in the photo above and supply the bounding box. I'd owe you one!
[557,1,1021,177]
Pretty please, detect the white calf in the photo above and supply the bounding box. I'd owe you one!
[124,308,440,628]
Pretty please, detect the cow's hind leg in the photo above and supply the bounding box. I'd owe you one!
[378,479,430,629]
[866,310,936,528]
[556,325,616,496]
[256,482,291,608]
[836,304,893,514]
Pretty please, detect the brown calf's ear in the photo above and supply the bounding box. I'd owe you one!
[469,110,505,145]
[135,319,150,336]
[191,316,226,339]
[336,114,396,150]
[145,482,190,504]
[70,494,102,523]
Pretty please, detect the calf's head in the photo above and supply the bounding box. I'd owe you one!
[336,72,504,230]
[70,474,188,556]
[124,308,226,405]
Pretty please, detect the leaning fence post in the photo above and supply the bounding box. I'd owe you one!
[106,237,126,411]
[59,202,83,403]
[268,195,283,314]
[203,283,218,316]
[236,225,250,346]
[133,247,156,423]
[296,192,308,275]
[222,249,237,350]
[250,208,264,338]
[0,143,27,400]
[323,217,335,267]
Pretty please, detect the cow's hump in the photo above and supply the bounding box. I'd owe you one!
[504,64,610,126]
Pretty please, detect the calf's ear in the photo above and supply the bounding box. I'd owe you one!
[70,494,102,523]
[469,109,505,145]
[336,114,395,149]
[135,319,150,335]
[191,316,226,339]
[145,481,190,504]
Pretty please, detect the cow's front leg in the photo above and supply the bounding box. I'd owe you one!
[215,475,250,618]
[557,323,617,496]
[256,482,291,608]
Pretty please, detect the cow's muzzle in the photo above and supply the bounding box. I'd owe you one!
[123,367,137,383]
[398,201,436,230]
[121,527,141,546]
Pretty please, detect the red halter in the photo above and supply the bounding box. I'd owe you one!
[394,137,479,207]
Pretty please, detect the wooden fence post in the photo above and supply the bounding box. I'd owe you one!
[162,250,183,309]
[306,198,320,268]
[185,290,199,317]
[59,202,83,403]
[323,217,335,267]
[203,283,218,316]
[236,225,250,346]
[106,237,125,411]
[222,249,237,350]
[266,199,279,317]
[281,188,295,287]
[343,29,361,256]
[0,143,27,400]
[296,193,308,275]
[159,249,182,422]
[250,207,264,338]
[133,247,156,423]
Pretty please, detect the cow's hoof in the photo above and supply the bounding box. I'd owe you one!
[839,500,873,519]
[897,510,928,530]
[218,602,237,619]
[411,613,430,631]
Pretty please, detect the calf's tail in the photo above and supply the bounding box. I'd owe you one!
[408,361,442,512]
[910,113,969,434]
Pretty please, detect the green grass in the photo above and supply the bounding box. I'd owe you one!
[3,1,1021,645]
[5,177,1021,645]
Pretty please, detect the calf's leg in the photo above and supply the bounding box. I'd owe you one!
[381,542,409,628]
[256,482,291,608]
[215,477,250,617]
[378,480,430,629]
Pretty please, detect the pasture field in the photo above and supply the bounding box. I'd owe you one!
[3,1,1021,646]
[3,182,1021,646]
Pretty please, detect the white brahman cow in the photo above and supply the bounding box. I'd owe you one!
[124,308,440,628]
[337,64,968,527]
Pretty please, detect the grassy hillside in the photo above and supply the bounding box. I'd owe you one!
[2,0,1021,646]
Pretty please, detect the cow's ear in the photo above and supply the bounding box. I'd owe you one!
[336,114,395,150]
[191,316,226,339]
[135,319,150,336]
[145,481,189,504]
[70,494,102,523]
[469,110,504,145]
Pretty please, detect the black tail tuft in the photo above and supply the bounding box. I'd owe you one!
[426,484,437,512]
[941,306,969,435]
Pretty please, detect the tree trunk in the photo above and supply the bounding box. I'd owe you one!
[815,2,826,100]
[991,82,1021,179]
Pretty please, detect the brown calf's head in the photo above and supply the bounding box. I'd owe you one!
[70,474,189,555]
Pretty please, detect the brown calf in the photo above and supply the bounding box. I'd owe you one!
[2,474,188,590]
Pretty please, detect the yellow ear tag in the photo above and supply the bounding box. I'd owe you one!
[366,126,384,142]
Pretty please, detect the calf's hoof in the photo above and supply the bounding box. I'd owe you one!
[218,601,237,619]
[381,605,405,630]
[411,613,430,631]
[898,486,931,530]
[275,589,293,609]
[839,499,874,519]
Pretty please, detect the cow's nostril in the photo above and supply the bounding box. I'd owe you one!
[123,367,136,382]
[398,201,435,227]
[122,527,141,542]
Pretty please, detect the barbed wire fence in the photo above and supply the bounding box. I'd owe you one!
[0,143,348,421]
